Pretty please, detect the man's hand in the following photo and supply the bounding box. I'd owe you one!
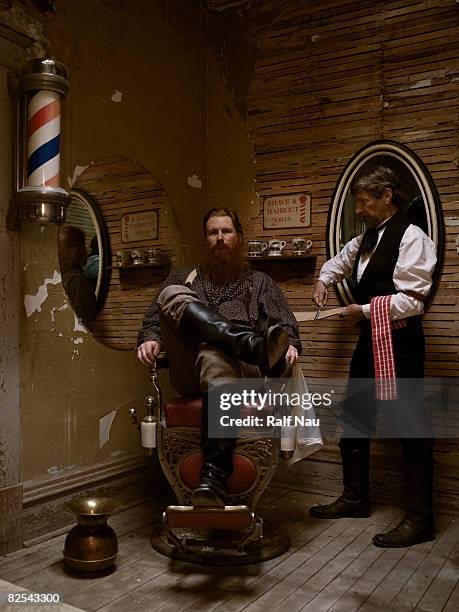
[136,340,161,366]
[312,280,328,308]
[285,345,298,366]
[338,304,364,322]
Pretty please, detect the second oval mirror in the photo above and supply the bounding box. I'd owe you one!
[327,140,444,306]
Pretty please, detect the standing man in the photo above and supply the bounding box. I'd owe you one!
[309,166,437,548]
[137,207,301,507]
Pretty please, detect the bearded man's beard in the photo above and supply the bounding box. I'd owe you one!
[201,242,248,284]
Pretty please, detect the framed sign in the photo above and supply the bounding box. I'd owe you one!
[121,210,158,242]
[263,193,311,229]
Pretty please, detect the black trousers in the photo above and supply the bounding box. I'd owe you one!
[340,317,434,465]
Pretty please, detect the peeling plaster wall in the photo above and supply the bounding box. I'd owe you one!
[14,0,207,488]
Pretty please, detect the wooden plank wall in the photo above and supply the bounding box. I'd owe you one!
[239,0,459,381]
[228,0,459,482]
[75,158,180,349]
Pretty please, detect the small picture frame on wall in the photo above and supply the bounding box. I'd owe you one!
[263,193,311,229]
[121,210,159,243]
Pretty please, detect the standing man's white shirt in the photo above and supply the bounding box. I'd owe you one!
[319,221,437,320]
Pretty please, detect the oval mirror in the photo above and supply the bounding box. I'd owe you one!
[59,189,111,331]
[65,158,181,349]
[327,140,444,305]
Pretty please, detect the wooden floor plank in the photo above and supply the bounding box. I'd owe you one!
[279,526,384,612]
[212,510,389,612]
[98,563,238,612]
[249,508,399,612]
[328,512,456,612]
[386,547,450,609]
[442,579,459,612]
[0,489,457,612]
[296,530,386,611]
[328,546,410,611]
[356,514,456,611]
[416,559,459,611]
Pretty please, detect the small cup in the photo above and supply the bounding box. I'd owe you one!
[247,240,268,257]
[115,250,129,266]
[292,237,312,255]
[267,238,287,256]
[131,249,143,265]
[147,247,160,264]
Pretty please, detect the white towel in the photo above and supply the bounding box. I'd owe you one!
[282,364,323,466]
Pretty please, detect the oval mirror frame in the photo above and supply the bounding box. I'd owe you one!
[65,187,112,312]
[327,140,444,306]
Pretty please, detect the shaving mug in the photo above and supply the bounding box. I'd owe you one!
[147,247,160,264]
[115,250,129,266]
[131,249,144,265]
[292,237,312,255]
[267,238,287,256]
[247,240,268,257]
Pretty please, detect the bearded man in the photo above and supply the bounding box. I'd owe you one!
[137,207,301,506]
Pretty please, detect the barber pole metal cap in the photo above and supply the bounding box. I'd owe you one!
[19,58,69,96]
[16,185,70,225]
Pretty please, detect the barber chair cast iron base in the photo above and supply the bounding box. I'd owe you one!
[132,359,290,566]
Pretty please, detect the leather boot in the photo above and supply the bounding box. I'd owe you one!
[373,462,434,547]
[192,396,234,508]
[309,444,371,519]
[180,302,289,377]
[191,463,228,507]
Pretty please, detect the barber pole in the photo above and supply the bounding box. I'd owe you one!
[15,58,70,224]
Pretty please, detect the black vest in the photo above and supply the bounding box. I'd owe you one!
[352,210,411,305]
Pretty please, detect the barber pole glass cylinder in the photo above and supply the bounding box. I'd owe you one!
[27,89,62,187]
[16,58,70,224]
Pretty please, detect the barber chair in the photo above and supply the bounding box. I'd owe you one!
[130,353,290,566]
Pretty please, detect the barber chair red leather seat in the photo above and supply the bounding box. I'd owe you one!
[164,396,203,428]
[164,396,258,495]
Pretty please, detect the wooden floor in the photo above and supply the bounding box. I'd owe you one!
[0,486,458,612]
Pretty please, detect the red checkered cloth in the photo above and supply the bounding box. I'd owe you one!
[370,295,407,400]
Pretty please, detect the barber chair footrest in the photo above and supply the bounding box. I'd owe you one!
[165,505,254,530]
[163,505,258,554]
[150,506,290,566]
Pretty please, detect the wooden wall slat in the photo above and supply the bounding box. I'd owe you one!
[235,0,458,383]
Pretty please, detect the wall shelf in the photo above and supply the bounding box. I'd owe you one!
[117,263,163,270]
[247,254,317,282]
[117,260,170,287]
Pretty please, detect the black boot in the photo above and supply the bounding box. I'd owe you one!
[180,302,289,377]
[373,462,434,547]
[191,463,228,507]
[309,443,371,519]
[191,398,234,508]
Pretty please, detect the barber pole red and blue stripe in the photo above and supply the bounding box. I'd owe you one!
[27,90,61,187]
